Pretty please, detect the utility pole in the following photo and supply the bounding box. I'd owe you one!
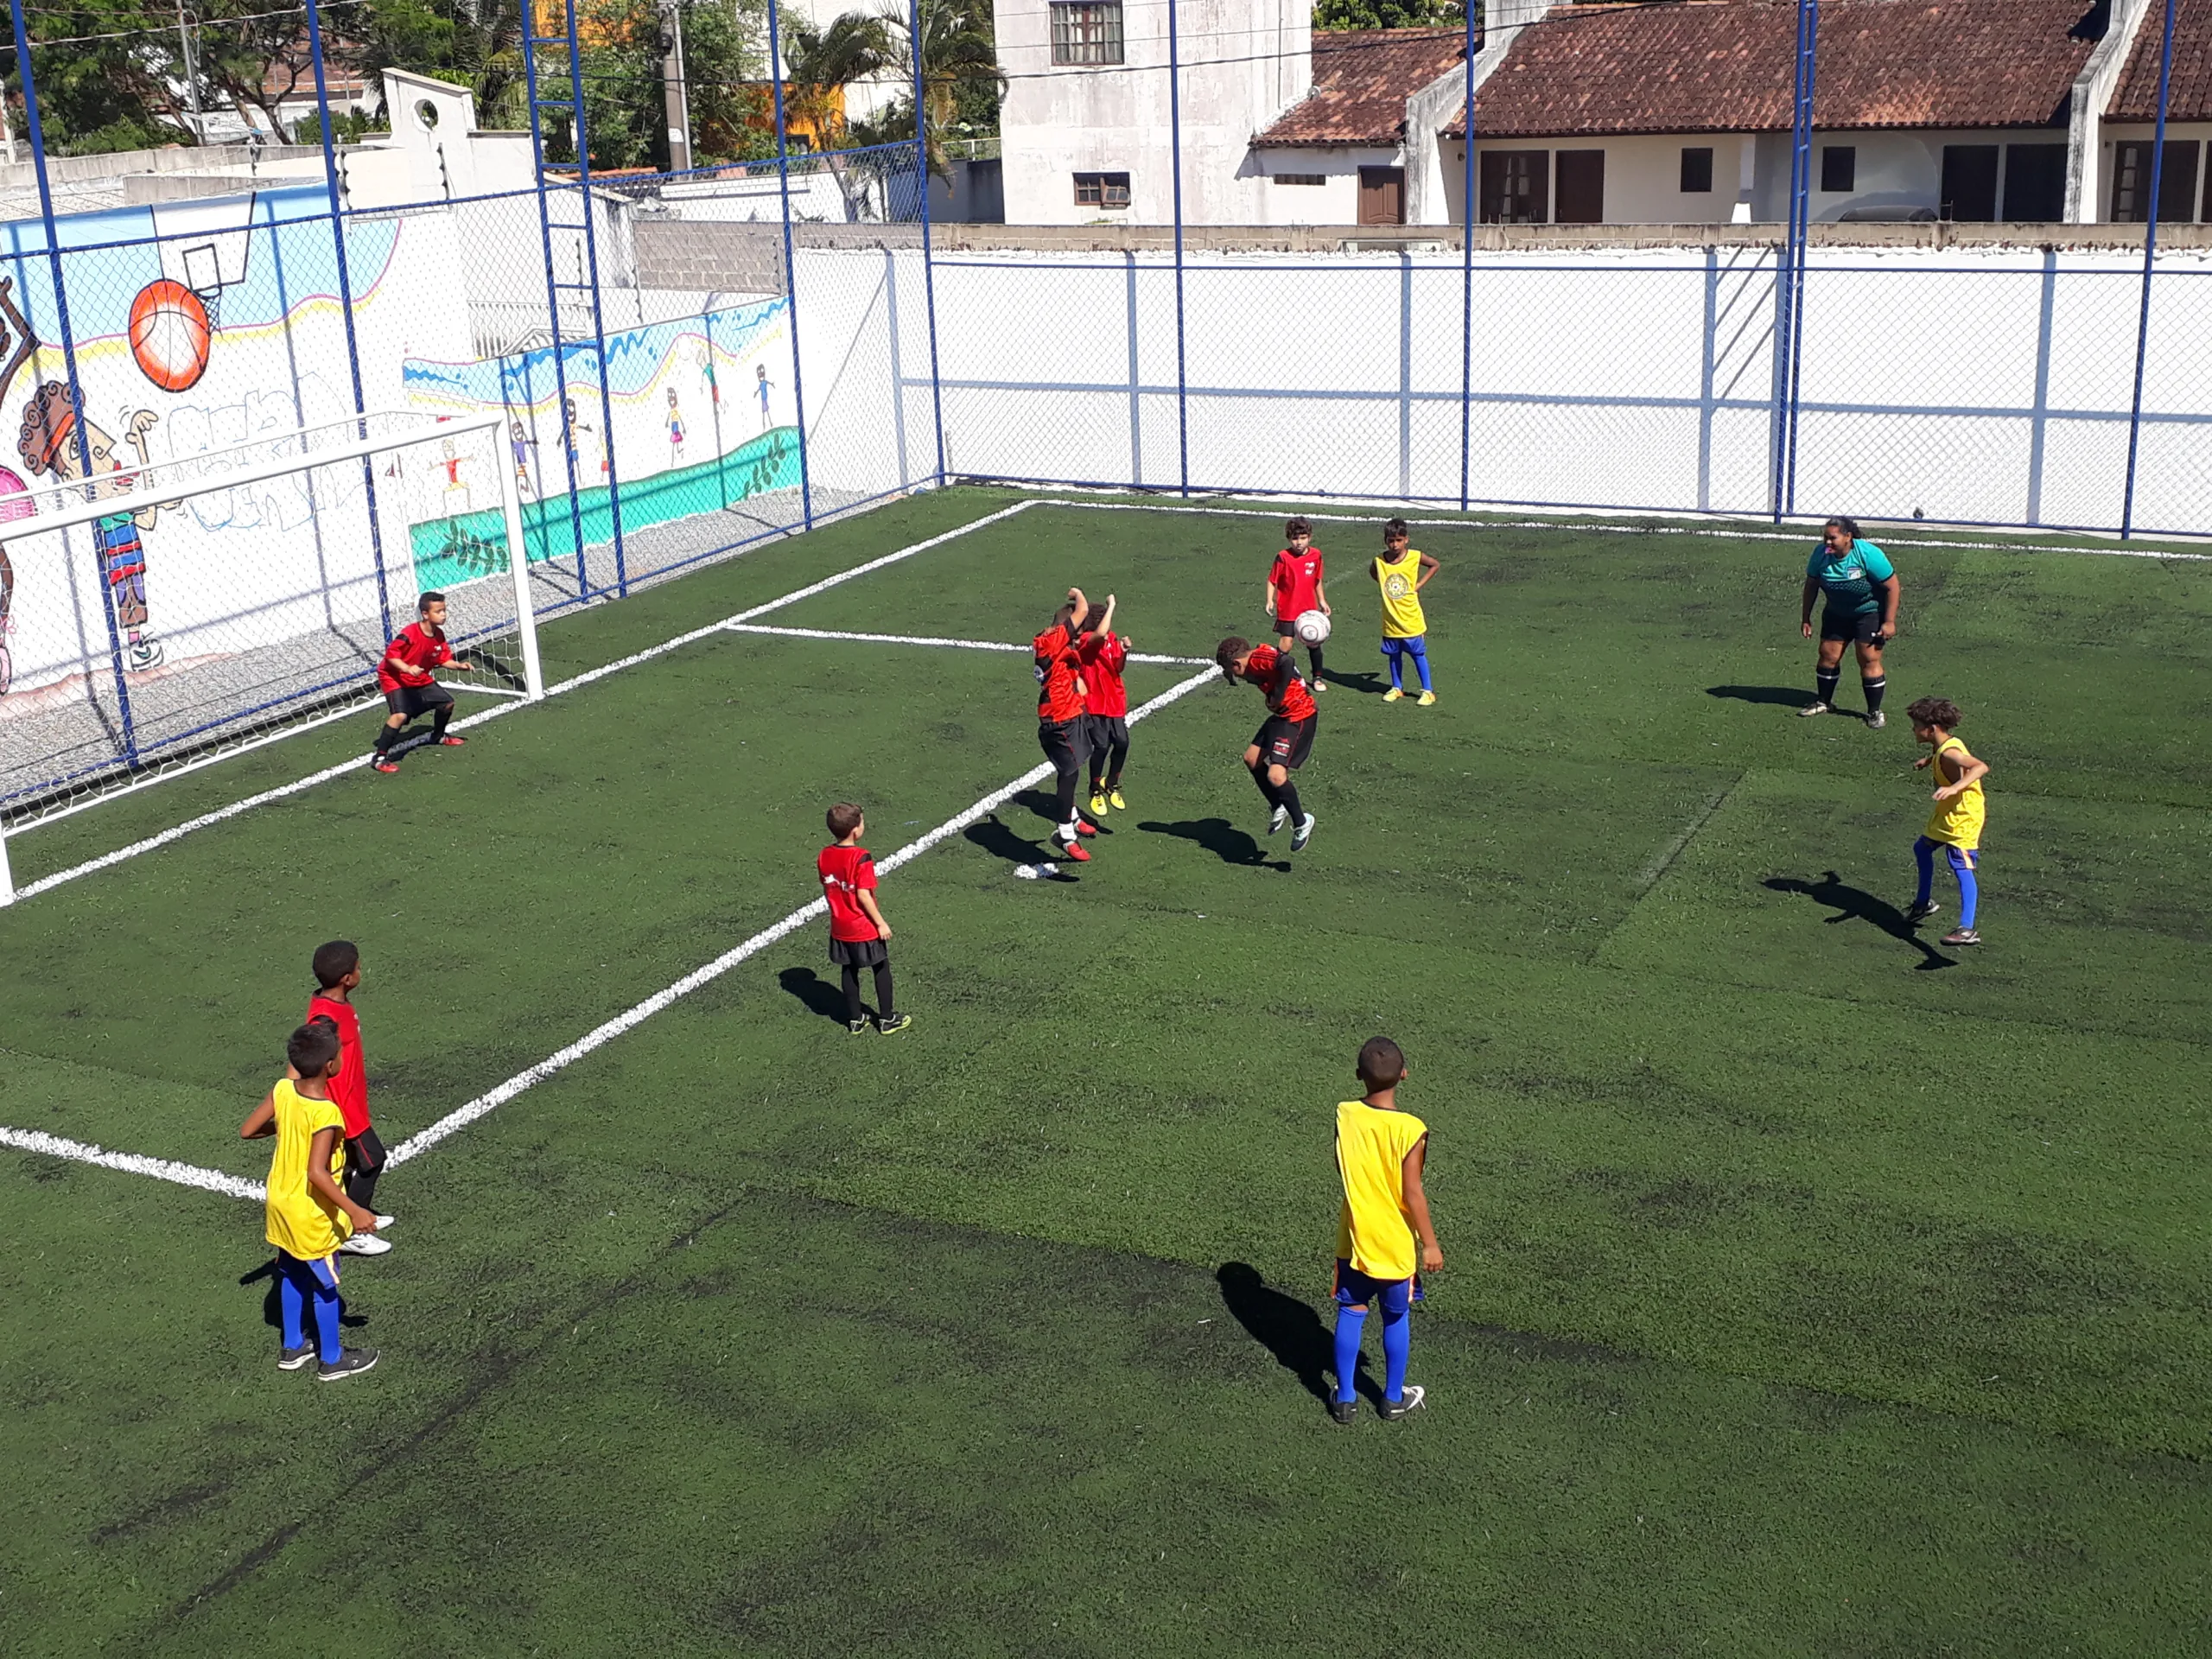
[175,1,205,143]
[658,1,692,173]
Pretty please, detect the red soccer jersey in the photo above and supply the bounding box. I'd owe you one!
[1268,547,1325,622]
[1079,631,1128,717]
[818,843,881,942]
[378,621,454,692]
[1033,624,1085,722]
[1245,644,1317,722]
[305,994,372,1138]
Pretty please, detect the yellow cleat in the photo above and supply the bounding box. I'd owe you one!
[1382,687,1404,702]
[1417,690,1437,707]
[1109,788,1127,810]
[1089,791,1109,816]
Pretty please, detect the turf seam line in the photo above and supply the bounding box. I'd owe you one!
[0,1125,265,1201]
[383,663,1220,1168]
[724,621,1214,665]
[1630,772,1746,898]
[10,499,1043,904]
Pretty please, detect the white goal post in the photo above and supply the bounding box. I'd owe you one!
[0,410,544,904]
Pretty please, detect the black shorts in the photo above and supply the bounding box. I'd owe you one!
[1039,717,1084,771]
[1084,714,1129,761]
[1819,607,1884,645]
[829,936,888,969]
[1252,714,1316,772]
[385,682,454,720]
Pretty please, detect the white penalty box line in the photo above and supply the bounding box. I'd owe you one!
[724,621,1214,667]
[2,662,1220,1201]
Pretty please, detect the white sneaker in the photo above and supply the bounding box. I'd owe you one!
[374,1214,396,1230]
[340,1231,392,1255]
[1311,677,1326,693]
[1797,699,1830,717]
[1267,804,1290,836]
[1292,813,1317,852]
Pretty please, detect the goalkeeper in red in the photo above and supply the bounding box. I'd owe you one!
[372,591,475,773]
[1215,635,1317,852]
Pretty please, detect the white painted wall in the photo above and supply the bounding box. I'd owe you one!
[1241,148,1401,226]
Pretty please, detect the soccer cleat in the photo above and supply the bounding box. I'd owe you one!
[277,1344,317,1371]
[1073,819,1098,837]
[1108,788,1127,810]
[1905,899,1942,925]
[1383,687,1404,702]
[1291,814,1317,852]
[1417,690,1436,707]
[1378,1383,1427,1421]
[1054,836,1092,863]
[372,758,399,774]
[317,1347,380,1382]
[340,1231,391,1256]
[1798,700,1831,717]
[1941,927,1982,947]
[848,1017,871,1034]
[876,1014,913,1037]
[1328,1400,1357,1426]
[437,734,467,747]
[1267,804,1290,836]
[1089,791,1109,816]
[1311,677,1326,693]
[1865,710,1887,730]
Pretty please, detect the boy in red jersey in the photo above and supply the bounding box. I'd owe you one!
[372,591,476,773]
[1215,635,1318,852]
[819,803,911,1034]
[1034,588,1100,862]
[1079,593,1131,816]
[1263,518,1331,691]
[306,940,396,1256]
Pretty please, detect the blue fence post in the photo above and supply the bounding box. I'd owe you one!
[1398,251,1413,499]
[909,0,949,488]
[1166,0,1190,497]
[518,10,593,597]
[1459,7,1478,513]
[766,0,815,530]
[1125,251,1143,486]
[1698,245,1718,512]
[304,0,392,643]
[1783,0,1817,517]
[2121,0,2179,539]
[7,7,139,766]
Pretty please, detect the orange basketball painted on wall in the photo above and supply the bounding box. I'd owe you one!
[127,279,213,392]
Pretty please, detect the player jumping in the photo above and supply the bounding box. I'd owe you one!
[1081,594,1131,816]
[1035,588,1101,862]
[1215,635,1317,853]
[372,592,475,773]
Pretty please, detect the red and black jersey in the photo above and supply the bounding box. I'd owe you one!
[1078,630,1128,717]
[305,994,371,1139]
[1268,547,1325,620]
[817,843,880,942]
[1033,623,1085,722]
[1244,644,1316,722]
[378,621,454,692]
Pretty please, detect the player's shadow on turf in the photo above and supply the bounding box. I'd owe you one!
[963,813,1081,879]
[1707,684,1815,709]
[1136,818,1290,872]
[778,968,855,1025]
[1764,872,1958,970]
[1217,1263,1353,1405]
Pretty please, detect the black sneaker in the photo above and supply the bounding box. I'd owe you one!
[1905,899,1941,925]
[1291,814,1317,853]
[1377,1383,1427,1421]
[876,1014,913,1037]
[317,1346,379,1382]
[1328,1400,1357,1426]
[277,1344,316,1371]
[848,1017,871,1034]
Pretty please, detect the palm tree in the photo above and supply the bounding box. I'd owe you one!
[777,12,895,153]
[882,0,1000,180]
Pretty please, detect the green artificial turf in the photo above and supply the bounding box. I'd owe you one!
[2,490,2208,1654]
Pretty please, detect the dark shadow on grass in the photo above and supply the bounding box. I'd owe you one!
[1012,787,1107,835]
[1333,669,1393,696]
[1136,817,1289,872]
[1765,872,1957,971]
[1217,1262,1357,1405]
[240,1258,366,1337]
[963,813,1081,880]
[1707,685,1815,709]
[777,968,850,1026]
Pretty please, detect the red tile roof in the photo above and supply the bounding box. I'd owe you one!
[1444,0,2100,139]
[2107,0,2212,120]
[1254,27,1470,147]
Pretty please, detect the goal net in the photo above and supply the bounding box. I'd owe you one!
[0,410,545,881]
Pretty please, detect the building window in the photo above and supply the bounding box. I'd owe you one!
[2112,140,2203,224]
[1821,145,1856,193]
[1273,173,1326,187]
[2003,143,2068,222]
[1941,144,1999,220]
[1074,171,1131,208]
[1478,150,1549,223]
[1680,147,1713,194]
[1051,2,1123,66]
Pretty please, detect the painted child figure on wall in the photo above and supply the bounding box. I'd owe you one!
[756,363,774,433]
[17,380,168,671]
[666,385,686,466]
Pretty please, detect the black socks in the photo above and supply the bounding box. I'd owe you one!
[1276,780,1304,823]
[1861,675,1886,715]
[1308,646,1325,682]
[1815,667,1840,706]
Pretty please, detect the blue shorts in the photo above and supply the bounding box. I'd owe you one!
[1380,635,1427,658]
[1333,1258,1412,1313]
[277,1249,341,1293]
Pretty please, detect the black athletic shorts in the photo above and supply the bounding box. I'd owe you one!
[1252,714,1316,772]
[1039,717,1084,772]
[385,682,454,720]
[1819,607,1885,645]
[829,936,889,969]
[1084,714,1129,761]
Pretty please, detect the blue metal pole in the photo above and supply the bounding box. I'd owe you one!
[2120,0,2179,539]
[909,0,949,488]
[1771,0,1814,522]
[7,5,139,766]
[1166,0,1190,497]
[304,0,392,643]
[1459,7,1478,512]
[1783,0,1816,516]
[766,0,815,529]
[518,8,592,596]
[560,0,630,593]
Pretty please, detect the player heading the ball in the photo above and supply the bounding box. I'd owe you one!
[372,592,476,773]
[1215,635,1318,854]
[1034,588,1106,862]
[1080,596,1134,817]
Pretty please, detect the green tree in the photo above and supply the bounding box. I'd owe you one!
[1312,0,1466,29]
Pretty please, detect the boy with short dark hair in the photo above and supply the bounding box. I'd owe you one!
[1214,635,1318,852]
[1330,1036,1440,1425]
[819,803,912,1035]
[1264,518,1330,690]
[1033,588,1101,862]
[1905,696,1990,947]
[1372,518,1440,706]
[239,1022,380,1381]
[307,940,395,1255]
[372,590,476,773]
[1080,594,1131,816]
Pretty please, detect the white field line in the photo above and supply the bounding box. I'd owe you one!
[1029,495,2212,562]
[726,620,1214,666]
[10,499,1042,903]
[0,1124,265,1202]
[384,663,1218,1166]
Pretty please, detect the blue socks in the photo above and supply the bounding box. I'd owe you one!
[1405,638,1432,693]
[279,1269,307,1351]
[1332,1307,1366,1403]
[278,1259,344,1362]
[1381,1304,1410,1401]
[1914,836,1936,908]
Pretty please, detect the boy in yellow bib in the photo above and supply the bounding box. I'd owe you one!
[1371,518,1440,705]
[1330,1035,1443,1425]
[1905,696,1989,947]
[239,1023,382,1380]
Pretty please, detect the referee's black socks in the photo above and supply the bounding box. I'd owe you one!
[1861,674,1886,716]
[1815,666,1841,707]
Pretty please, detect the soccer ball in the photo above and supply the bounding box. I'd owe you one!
[1294,609,1331,645]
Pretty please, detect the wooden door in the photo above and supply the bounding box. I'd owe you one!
[1554,149,1605,225]
[1358,166,1406,226]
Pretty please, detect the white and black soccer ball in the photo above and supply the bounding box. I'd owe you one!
[1294,608,1332,645]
